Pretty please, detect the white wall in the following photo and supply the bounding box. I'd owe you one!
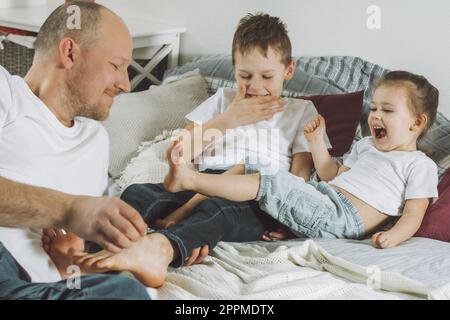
[1,0,449,117]
[101,0,450,118]
[0,0,50,8]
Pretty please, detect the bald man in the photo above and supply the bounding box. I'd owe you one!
[0,1,149,299]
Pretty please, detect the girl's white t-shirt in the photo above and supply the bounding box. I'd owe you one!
[0,66,109,282]
[329,136,438,216]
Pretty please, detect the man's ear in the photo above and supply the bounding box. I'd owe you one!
[284,59,296,81]
[58,37,79,69]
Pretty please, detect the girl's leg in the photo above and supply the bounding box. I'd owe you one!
[164,140,261,202]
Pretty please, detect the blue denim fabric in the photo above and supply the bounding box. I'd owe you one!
[120,172,276,267]
[0,242,150,300]
[252,167,365,240]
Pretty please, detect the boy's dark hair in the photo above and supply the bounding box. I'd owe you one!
[374,70,439,136]
[232,13,292,67]
[34,1,109,55]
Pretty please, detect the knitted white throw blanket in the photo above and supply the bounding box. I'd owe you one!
[152,240,449,300]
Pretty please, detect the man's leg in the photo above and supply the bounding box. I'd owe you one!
[0,242,150,300]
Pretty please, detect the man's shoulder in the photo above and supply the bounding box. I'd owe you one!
[80,117,109,140]
[0,65,14,112]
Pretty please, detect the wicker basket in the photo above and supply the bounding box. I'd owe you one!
[0,36,34,77]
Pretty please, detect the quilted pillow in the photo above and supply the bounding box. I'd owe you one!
[415,168,450,241]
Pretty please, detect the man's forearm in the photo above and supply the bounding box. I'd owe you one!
[0,176,74,228]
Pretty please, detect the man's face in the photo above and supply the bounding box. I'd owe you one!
[66,12,133,121]
[233,46,295,98]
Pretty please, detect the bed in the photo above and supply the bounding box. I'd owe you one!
[102,55,450,300]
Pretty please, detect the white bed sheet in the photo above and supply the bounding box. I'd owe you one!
[152,237,450,300]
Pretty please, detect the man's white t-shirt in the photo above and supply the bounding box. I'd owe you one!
[186,87,331,173]
[329,136,438,216]
[0,66,109,282]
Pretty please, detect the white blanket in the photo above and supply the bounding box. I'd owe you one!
[153,239,450,300]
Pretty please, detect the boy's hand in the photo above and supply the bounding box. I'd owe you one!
[184,245,209,266]
[371,231,399,249]
[224,84,285,127]
[304,115,326,142]
[152,219,176,229]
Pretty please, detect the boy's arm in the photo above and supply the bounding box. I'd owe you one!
[304,115,339,181]
[290,152,313,181]
[371,198,429,249]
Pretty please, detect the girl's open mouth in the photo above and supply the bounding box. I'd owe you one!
[374,126,387,139]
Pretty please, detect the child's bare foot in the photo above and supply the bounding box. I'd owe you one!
[42,229,88,279]
[73,233,174,288]
[164,138,195,192]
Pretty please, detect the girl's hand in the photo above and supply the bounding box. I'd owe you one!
[304,115,326,142]
[371,231,399,249]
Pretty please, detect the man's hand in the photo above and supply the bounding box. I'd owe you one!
[64,196,148,253]
[223,84,285,127]
[304,114,326,142]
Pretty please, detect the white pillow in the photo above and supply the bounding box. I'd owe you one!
[102,69,208,178]
[117,129,196,193]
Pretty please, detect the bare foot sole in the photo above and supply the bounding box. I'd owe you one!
[44,230,88,279]
[74,233,174,288]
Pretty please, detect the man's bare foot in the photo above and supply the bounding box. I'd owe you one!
[73,233,175,288]
[164,138,195,192]
[42,229,87,279]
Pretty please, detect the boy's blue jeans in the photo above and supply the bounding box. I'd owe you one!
[120,170,275,267]
[0,242,150,300]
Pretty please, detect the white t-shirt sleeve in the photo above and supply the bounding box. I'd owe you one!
[0,66,13,137]
[185,88,224,124]
[405,157,439,200]
[292,101,331,154]
[342,137,366,168]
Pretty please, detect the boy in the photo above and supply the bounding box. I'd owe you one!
[50,13,331,287]
[153,12,331,228]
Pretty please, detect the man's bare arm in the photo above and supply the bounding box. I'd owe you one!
[0,176,147,253]
[0,176,72,228]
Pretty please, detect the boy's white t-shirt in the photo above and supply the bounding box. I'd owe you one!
[0,66,109,282]
[186,87,331,173]
[329,136,438,216]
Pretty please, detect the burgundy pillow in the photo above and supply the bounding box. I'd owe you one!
[301,91,364,157]
[415,168,450,241]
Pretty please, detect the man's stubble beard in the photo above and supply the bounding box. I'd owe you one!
[64,73,110,121]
